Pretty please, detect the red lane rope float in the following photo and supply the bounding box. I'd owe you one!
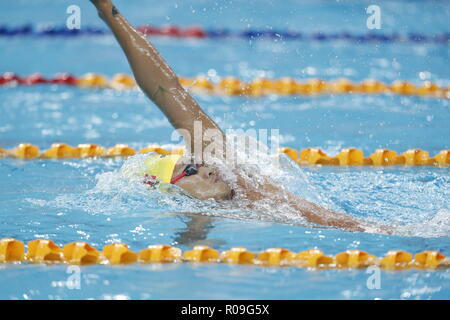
[137,25,207,38]
[0,72,77,86]
[1,238,449,269]
[1,72,449,99]
[0,143,449,167]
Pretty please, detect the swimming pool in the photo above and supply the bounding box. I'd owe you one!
[0,0,449,299]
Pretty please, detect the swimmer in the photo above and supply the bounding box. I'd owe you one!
[90,0,382,233]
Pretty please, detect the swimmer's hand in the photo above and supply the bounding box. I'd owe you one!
[90,0,120,20]
[90,0,111,8]
[90,0,113,15]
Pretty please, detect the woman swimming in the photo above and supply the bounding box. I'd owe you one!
[90,0,376,233]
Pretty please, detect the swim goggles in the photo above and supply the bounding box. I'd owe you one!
[170,164,199,184]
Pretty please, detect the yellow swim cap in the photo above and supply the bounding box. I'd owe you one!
[142,153,182,183]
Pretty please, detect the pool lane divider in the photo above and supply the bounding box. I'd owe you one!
[1,24,449,44]
[1,72,449,99]
[0,143,449,167]
[0,238,448,270]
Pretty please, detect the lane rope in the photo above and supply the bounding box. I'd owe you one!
[1,143,449,167]
[1,24,449,44]
[1,72,449,99]
[1,238,448,270]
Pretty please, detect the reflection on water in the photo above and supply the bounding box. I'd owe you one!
[173,213,218,247]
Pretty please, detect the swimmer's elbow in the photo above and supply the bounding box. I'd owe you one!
[137,75,180,100]
[158,74,181,91]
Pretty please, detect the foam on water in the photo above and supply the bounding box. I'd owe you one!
[35,133,447,238]
[299,166,450,238]
[396,209,450,238]
[22,143,448,239]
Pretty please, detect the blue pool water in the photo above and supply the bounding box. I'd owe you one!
[0,0,449,299]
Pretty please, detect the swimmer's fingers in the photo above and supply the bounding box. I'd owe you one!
[90,0,112,11]
[90,0,110,5]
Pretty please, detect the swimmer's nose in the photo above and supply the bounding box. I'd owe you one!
[199,165,211,176]
[201,166,218,181]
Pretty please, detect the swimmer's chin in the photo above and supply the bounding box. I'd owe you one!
[174,177,234,202]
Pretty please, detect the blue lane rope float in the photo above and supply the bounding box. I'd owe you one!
[0,24,449,44]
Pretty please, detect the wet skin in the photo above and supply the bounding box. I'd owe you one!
[89,0,387,233]
[172,160,233,201]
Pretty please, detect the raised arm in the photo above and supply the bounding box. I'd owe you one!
[91,0,223,151]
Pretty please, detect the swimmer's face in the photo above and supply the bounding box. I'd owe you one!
[172,163,234,201]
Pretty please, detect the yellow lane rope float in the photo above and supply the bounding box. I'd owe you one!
[0,143,448,167]
[0,238,448,270]
[2,72,449,99]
